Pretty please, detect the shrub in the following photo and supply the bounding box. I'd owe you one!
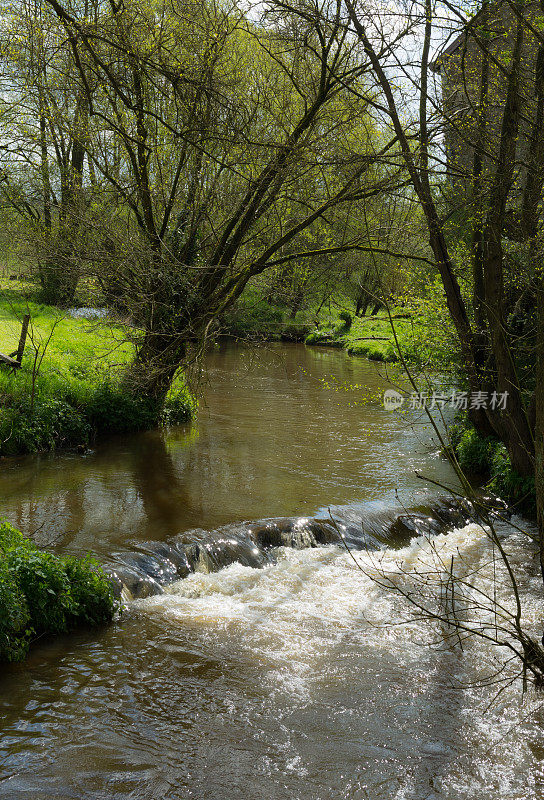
[455,427,496,473]
[305,328,343,346]
[0,399,90,456]
[86,381,160,434]
[0,379,196,455]
[63,555,117,627]
[488,445,536,515]
[397,276,462,376]
[305,329,326,344]
[280,322,311,341]
[346,340,397,361]
[346,340,371,357]
[163,383,197,425]
[0,559,31,662]
[447,421,465,451]
[222,297,283,338]
[449,422,536,514]
[6,546,76,635]
[0,520,115,662]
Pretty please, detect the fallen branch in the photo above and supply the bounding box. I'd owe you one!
[350,336,389,341]
[0,352,20,369]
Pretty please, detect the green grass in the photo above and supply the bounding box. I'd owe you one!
[0,283,195,456]
[0,285,134,381]
[305,311,415,363]
[223,285,420,361]
[0,519,115,662]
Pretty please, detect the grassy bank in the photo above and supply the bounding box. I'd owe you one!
[222,292,417,362]
[304,311,416,362]
[222,287,453,368]
[0,520,115,662]
[0,284,195,456]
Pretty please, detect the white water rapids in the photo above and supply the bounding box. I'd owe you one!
[134,521,544,799]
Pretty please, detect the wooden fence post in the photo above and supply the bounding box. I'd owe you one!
[16,314,30,364]
[0,313,30,371]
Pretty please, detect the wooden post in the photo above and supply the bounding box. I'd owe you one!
[16,314,30,364]
[0,314,30,371]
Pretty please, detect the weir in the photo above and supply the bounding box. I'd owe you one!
[105,497,499,602]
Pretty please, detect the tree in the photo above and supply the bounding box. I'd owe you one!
[335,0,544,587]
[37,0,401,403]
[310,0,544,680]
[0,0,99,303]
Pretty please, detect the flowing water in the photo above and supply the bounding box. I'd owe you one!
[0,343,543,799]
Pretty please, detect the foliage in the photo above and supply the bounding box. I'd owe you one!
[305,327,345,347]
[220,284,319,341]
[221,294,285,340]
[0,398,90,456]
[452,425,497,473]
[85,382,161,435]
[0,520,115,662]
[449,423,536,515]
[488,446,536,516]
[396,276,463,376]
[163,381,197,425]
[0,0,404,401]
[0,557,30,662]
[304,310,418,363]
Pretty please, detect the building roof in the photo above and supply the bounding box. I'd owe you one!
[429,6,487,72]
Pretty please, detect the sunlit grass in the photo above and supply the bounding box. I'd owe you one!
[305,309,416,363]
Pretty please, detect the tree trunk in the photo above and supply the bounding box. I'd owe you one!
[124,331,187,406]
[481,11,534,474]
[535,247,544,583]
[38,85,52,232]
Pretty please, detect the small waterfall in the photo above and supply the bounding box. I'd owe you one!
[104,497,503,602]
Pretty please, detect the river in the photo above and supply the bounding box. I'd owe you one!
[0,343,542,799]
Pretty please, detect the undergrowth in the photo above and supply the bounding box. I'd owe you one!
[449,421,535,515]
[0,520,115,662]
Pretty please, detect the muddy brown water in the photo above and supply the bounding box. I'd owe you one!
[0,343,542,799]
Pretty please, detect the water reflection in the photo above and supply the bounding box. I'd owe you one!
[0,343,456,559]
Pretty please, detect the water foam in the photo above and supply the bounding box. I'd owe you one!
[136,520,543,691]
[131,521,544,797]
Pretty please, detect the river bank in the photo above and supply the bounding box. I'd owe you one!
[0,341,452,662]
[1,283,529,517]
[0,280,421,459]
[0,520,115,662]
[222,291,415,362]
